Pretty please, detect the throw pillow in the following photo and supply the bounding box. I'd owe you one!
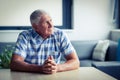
[92,40,109,61]
[117,39,120,61]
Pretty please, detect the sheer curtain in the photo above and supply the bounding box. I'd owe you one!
[113,0,119,28]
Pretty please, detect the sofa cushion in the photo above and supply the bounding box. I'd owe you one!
[92,40,109,61]
[106,41,118,61]
[71,41,97,60]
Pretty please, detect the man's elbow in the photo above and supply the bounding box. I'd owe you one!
[72,59,80,69]
[75,59,80,69]
[10,60,18,71]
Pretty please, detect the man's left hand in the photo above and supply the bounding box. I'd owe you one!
[42,56,57,74]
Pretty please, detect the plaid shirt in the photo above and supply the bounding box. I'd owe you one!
[14,28,75,65]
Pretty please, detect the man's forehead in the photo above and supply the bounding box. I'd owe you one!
[39,14,51,21]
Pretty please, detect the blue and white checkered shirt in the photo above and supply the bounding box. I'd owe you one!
[14,28,75,65]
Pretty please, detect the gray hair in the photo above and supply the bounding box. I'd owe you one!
[30,9,48,25]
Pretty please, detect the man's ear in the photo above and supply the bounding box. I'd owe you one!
[32,23,38,29]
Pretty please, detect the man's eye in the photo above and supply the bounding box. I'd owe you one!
[43,21,47,24]
[50,19,52,22]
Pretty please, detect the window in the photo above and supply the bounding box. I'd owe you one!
[0,0,72,30]
[58,0,72,29]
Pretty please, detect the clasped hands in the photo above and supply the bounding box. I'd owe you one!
[42,56,58,74]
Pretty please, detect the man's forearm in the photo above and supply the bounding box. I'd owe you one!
[10,60,43,73]
[57,59,80,72]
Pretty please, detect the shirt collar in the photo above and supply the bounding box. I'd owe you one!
[31,29,55,40]
[32,29,41,39]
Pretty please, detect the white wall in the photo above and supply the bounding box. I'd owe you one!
[67,0,116,40]
[0,0,117,42]
[0,0,62,26]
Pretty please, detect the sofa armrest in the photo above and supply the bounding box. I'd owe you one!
[0,42,15,54]
[92,61,120,79]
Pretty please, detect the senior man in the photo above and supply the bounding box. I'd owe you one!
[10,9,79,74]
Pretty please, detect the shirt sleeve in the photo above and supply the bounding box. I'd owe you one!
[13,31,28,58]
[60,31,76,56]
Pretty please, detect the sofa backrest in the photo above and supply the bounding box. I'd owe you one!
[71,40,118,61]
[71,40,98,60]
[0,40,118,61]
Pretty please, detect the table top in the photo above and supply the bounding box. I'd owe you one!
[0,67,117,80]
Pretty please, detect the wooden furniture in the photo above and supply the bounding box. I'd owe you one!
[0,67,117,80]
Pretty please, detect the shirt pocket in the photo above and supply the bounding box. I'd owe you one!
[49,51,61,64]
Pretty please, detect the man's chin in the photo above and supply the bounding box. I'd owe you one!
[46,31,53,36]
[49,29,54,34]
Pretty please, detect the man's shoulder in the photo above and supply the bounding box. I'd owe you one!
[54,28,64,35]
[19,29,33,36]
[52,28,68,40]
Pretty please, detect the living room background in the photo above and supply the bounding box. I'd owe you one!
[0,0,117,42]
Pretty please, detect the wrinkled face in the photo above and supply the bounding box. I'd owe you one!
[33,14,54,39]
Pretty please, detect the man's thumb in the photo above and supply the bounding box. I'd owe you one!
[49,55,54,60]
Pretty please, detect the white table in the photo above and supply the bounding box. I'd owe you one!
[0,67,117,80]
